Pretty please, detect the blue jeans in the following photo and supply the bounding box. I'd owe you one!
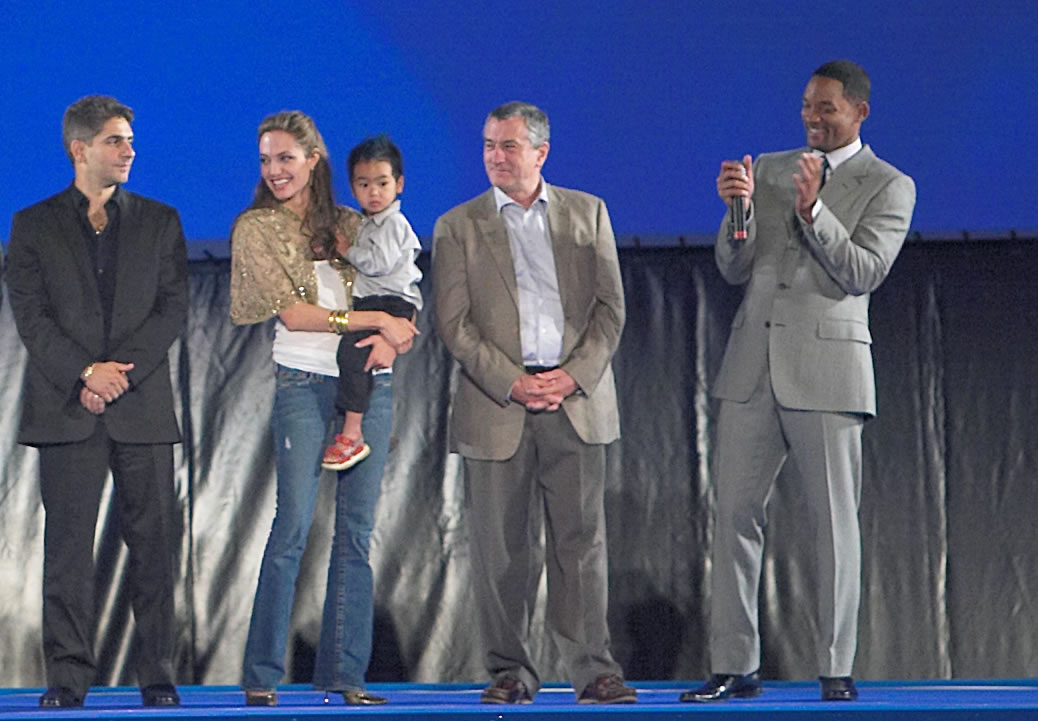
[242,366,393,692]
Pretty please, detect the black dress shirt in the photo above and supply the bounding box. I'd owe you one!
[67,184,121,347]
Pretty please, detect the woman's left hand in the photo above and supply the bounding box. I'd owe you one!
[356,334,400,371]
[378,314,419,350]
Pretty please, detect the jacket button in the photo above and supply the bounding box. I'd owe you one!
[764,321,771,328]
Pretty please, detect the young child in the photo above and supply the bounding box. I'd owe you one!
[322,135,423,470]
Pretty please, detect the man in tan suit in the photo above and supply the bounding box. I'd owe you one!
[433,101,634,705]
[682,61,916,704]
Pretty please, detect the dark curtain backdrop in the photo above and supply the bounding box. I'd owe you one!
[0,240,1035,688]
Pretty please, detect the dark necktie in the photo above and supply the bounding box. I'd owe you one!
[819,156,831,189]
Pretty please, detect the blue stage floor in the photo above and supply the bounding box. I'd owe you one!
[1,681,1037,720]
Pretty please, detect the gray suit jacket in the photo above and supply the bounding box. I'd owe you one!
[433,184,625,460]
[712,145,916,416]
[7,185,188,445]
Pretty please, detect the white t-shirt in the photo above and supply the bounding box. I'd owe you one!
[271,260,347,376]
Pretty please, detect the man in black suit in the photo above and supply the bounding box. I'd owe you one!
[6,95,187,709]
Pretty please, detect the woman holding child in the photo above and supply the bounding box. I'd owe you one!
[230,110,417,706]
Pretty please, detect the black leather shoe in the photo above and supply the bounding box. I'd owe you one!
[680,671,761,702]
[141,683,180,707]
[480,676,533,704]
[820,676,857,701]
[245,689,278,706]
[39,687,83,708]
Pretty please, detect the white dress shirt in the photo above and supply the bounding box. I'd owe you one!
[493,182,564,367]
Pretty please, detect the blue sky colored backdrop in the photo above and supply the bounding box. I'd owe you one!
[2,0,1035,248]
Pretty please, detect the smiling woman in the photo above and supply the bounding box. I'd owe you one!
[230,110,414,708]
[259,130,319,217]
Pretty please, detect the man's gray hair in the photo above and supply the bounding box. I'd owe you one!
[487,101,550,148]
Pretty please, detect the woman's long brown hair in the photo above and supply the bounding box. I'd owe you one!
[241,110,344,260]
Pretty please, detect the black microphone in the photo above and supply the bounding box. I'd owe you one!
[731,164,748,240]
[731,195,747,240]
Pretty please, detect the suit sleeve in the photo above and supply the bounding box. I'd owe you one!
[797,172,916,295]
[432,212,522,406]
[7,209,97,397]
[714,158,761,286]
[559,198,626,395]
[108,207,189,388]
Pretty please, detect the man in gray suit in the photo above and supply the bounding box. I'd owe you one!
[682,61,916,703]
[433,101,634,705]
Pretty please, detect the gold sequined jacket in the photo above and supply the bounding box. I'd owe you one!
[229,205,362,325]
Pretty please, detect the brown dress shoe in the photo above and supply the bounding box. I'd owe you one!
[578,674,637,704]
[245,689,278,706]
[481,677,533,704]
[342,690,388,705]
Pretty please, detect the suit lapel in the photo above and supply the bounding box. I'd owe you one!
[545,185,575,324]
[820,144,875,205]
[110,190,143,339]
[780,153,806,244]
[474,190,520,309]
[52,191,102,301]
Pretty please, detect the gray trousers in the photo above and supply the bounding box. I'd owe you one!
[463,408,621,697]
[709,376,864,678]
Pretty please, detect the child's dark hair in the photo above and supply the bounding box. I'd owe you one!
[348,134,404,181]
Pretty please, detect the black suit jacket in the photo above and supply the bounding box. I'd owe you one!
[7,185,188,446]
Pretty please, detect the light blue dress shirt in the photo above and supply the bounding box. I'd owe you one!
[493,183,564,367]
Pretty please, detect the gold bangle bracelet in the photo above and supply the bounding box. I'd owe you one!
[328,309,350,335]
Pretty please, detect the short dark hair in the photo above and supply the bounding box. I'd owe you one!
[62,95,134,164]
[348,134,404,181]
[813,60,871,102]
[487,101,550,148]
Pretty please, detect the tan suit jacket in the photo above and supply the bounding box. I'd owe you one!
[712,145,916,416]
[433,184,625,461]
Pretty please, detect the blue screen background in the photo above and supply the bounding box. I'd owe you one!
[3,0,1034,248]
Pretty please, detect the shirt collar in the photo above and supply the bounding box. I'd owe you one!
[67,182,122,210]
[363,199,401,226]
[817,137,862,171]
[493,180,549,213]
